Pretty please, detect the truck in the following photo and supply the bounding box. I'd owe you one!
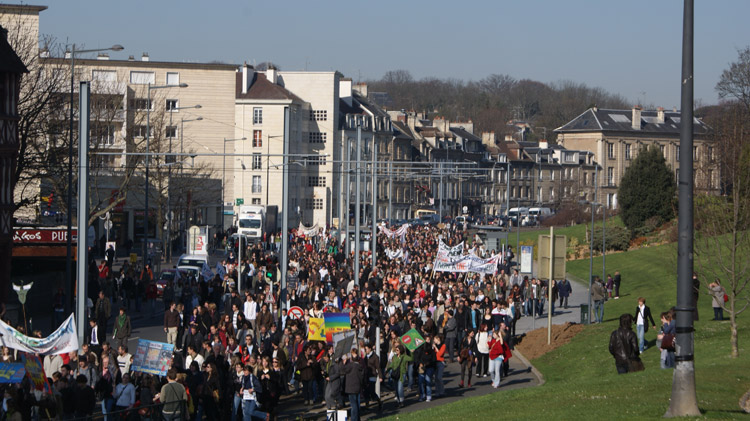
[236,205,279,243]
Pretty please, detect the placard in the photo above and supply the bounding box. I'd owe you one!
[0,363,26,384]
[324,313,351,343]
[131,339,174,376]
[307,318,326,341]
[520,245,533,274]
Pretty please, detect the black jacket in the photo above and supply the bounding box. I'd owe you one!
[609,328,639,365]
[634,305,657,333]
[414,343,437,369]
[341,359,364,394]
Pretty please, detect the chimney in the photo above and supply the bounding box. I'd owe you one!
[354,83,368,97]
[128,55,135,61]
[632,105,642,130]
[539,140,548,149]
[97,53,109,60]
[656,106,665,123]
[141,53,150,62]
[39,48,49,58]
[64,50,71,59]
[242,62,249,94]
[267,64,277,84]
[340,78,353,106]
[673,106,678,112]
[481,132,496,147]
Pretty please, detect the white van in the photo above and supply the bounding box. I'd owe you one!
[529,207,552,218]
[176,254,209,279]
[507,207,529,226]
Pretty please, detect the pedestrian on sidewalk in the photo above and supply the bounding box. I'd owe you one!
[558,279,572,309]
[591,277,606,323]
[633,297,656,353]
[458,330,477,388]
[164,301,181,345]
[113,307,131,349]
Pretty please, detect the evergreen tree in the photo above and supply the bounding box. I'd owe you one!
[618,145,676,232]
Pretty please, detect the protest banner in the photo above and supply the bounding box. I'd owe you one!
[308,318,326,341]
[332,330,357,361]
[21,353,51,392]
[324,313,350,343]
[0,313,78,355]
[385,248,404,260]
[0,363,26,384]
[131,339,175,376]
[400,328,426,353]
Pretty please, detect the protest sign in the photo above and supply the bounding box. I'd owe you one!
[0,313,78,355]
[21,354,51,392]
[332,330,357,361]
[131,339,174,376]
[324,313,350,343]
[0,363,26,384]
[400,328,426,352]
[307,318,326,341]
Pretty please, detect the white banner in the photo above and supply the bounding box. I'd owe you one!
[437,240,464,260]
[378,224,410,242]
[297,223,320,237]
[385,248,404,260]
[434,240,500,275]
[0,313,79,355]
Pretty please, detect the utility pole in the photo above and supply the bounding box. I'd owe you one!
[371,136,377,269]
[588,164,598,324]
[344,139,351,251]
[666,0,700,416]
[354,125,361,286]
[76,81,90,347]
[279,107,290,321]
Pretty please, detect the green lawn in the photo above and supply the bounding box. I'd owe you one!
[391,242,750,420]
[507,215,624,249]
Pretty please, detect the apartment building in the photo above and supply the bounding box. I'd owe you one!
[556,106,716,208]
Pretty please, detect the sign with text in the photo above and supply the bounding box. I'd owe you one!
[13,229,77,244]
[537,234,567,280]
[0,363,26,384]
[131,339,174,377]
[520,246,533,274]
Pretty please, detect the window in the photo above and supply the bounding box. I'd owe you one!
[676,145,680,157]
[607,142,615,159]
[308,176,326,187]
[166,72,180,86]
[251,198,261,205]
[92,70,117,83]
[676,169,680,183]
[707,169,713,188]
[130,98,152,111]
[607,167,614,185]
[583,172,588,185]
[93,124,116,145]
[707,146,713,162]
[549,187,555,200]
[252,176,262,193]
[624,144,631,160]
[551,170,555,181]
[538,169,543,181]
[253,107,262,125]
[305,198,324,210]
[537,187,543,201]
[305,156,326,166]
[165,126,177,139]
[252,154,262,170]
[133,125,150,138]
[693,146,698,160]
[659,144,665,157]
[166,99,178,112]
[130,71,155,84]
[253,130,262,147]
[310,110,327,121]
[308,132,327,143]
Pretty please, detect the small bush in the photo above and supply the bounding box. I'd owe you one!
[591,225,630,252]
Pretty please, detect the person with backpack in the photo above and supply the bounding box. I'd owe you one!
[386,344,411,408]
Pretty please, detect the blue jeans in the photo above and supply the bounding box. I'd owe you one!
[418,367,433,400]
[594,300,605,323]
[489,356,503,387]
[348,393,361,421]
[637,324,646,353]
[407,363,414,389]
[396,379,405,403]
[232,394,242,421]
[242,399,268,421]
[101,397,114,421]
[435,361,445,396]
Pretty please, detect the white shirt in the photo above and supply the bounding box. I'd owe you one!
[244,300,258,321]
[117,353,132,373]
[185,353,204,369]
[637,304,645,326]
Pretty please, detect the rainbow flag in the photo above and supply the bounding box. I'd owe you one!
[324,313,351,343]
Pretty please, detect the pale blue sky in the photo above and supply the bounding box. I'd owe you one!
[31,0,750,108]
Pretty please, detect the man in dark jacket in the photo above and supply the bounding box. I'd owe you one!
[341,351,364,421]
[609,314,639,374]
[182,324,204,357]
[414,336,436,402]
[363,343,382,411]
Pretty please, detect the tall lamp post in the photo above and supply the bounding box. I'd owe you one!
[143,82,188,263]
[66,43,123,312]
[223,137,246,230]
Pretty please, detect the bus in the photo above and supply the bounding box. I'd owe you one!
[414,209,437,218]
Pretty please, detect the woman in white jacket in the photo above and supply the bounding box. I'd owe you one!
[475,323,491,377]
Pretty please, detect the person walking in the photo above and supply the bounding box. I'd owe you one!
[442,310,457,363]
[164,301,181,345]
[488,330,505,388]
[613,271,622,299]
[558,279,572,309]
[633,297,656,353]
[458,330,477,388]
[608,314,639,374]
[155,368,188,421]
[591,277,606,323]
[386,344,411,408]
[364,343,382,411]
[240,364,269,421]
[709,279,726,321]
[475,324,490,378]
[112,307,132,349]
[432,335,446,397]
[341,351,364,421]
[113,373,136,413]
[414,335,436,402]
[95,290,111,343]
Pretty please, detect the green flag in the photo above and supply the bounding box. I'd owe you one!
[400,328,426,352]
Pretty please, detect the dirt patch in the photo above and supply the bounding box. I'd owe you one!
[515,322,584,360]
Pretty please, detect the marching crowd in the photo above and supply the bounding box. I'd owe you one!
[1,222,581,421]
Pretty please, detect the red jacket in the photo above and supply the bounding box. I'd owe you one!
[488,338,505,360]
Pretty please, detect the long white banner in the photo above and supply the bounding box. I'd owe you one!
[434,240,500,275]
[0,313,79,355]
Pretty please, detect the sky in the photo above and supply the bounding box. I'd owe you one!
[28,0,750,109]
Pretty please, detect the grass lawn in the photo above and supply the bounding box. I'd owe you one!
[390,242,749,420]
[506,215,624,250]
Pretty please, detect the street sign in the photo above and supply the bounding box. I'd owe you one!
[288,306,304,320]
[538,233,566,280]
[104,220,113,230]
[236,198,244,206]
[520,245,533,274]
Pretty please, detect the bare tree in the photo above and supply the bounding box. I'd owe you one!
[716,47,750,110]
[694,101,750,358]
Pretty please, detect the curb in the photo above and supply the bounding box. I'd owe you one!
[512,348,545,386]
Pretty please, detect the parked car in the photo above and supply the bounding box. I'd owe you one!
[156,268,186,297]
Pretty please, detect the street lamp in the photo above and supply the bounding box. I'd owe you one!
[223,137,246,230]
[65,43,123,312]
[143,82,188,264]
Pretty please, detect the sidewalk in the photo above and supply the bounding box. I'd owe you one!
[514,275,590,336]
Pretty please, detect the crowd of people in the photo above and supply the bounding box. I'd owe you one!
[1,222,581,420]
